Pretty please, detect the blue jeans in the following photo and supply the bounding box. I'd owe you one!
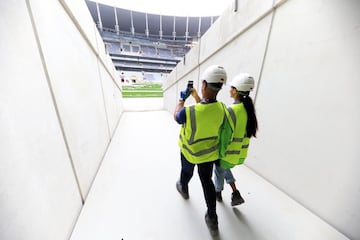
[214,164,236,192]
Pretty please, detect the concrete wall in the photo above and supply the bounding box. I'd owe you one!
[0,0,123,239]
[163,0,360,239]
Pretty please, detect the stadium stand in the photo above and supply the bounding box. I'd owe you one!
[85,0,218,83]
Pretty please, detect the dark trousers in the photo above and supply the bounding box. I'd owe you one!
[180,152,217,218]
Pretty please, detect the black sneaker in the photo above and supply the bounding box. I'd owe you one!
[205,213,218,234]
[231,190,245,206]
[176,181,189,199]
[215,191,222,202]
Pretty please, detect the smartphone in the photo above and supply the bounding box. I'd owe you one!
[187,80,194,90]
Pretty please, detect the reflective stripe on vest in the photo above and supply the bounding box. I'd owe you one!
[222,103,250,165]
[179,102,226,164]
[227,108,244,143]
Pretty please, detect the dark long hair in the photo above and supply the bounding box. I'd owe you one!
[241,95,258,138]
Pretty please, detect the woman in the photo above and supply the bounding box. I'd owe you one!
[214,73,258,206]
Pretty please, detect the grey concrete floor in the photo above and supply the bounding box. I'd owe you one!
[70,98,348,240]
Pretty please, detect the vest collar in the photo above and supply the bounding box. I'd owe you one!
[201,98,217,104]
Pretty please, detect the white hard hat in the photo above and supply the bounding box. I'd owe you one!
[230,73,255,92]
[200,65,227,84]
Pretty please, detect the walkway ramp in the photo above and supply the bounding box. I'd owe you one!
[70,99,348,240]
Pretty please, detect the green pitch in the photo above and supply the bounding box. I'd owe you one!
[122,84,163,98]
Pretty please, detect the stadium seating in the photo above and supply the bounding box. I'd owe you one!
[85,0,218,83]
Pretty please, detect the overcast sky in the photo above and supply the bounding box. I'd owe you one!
[92,0,233,16]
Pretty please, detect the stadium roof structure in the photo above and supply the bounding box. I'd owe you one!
[85,0,219,75]
[86,0,218,41]
[92,0,232,16]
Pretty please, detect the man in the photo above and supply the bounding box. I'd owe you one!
[174,65,232,233]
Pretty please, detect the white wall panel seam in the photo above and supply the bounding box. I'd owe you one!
[199,0,288,70]
[25,0,84,203]
[96,59,112,140]
[163,38,202,92]
[58,0,124,204]
[109,110,124,140]
[174,66,178,106]
[163,0,288,93]
[253,9,276,104]
[58,0,121,93]
[67,110,124,240]
[196,38,202,85]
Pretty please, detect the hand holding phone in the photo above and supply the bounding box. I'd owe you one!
[187,80,194,90]
[180,81,194,101]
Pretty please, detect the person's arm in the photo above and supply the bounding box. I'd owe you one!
[174,100,185,121]
[191,88,201,103]
[174,87,200,121]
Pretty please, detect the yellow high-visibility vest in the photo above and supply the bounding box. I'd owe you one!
[178,102,227,164]
[220,103,250,168]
